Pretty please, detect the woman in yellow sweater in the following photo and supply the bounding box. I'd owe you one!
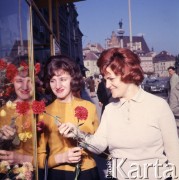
[0,57,34,178]
[37,55,100,180]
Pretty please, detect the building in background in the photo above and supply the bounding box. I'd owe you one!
[83,43,104,77]
[153,51,176,77]
[105,21,155,75]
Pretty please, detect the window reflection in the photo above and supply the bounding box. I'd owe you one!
[0,1,35,179]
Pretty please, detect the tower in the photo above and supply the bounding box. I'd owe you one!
[117,19,125,48]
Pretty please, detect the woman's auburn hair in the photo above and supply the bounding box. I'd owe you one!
[97,48,144,86]
[45,55,84,97]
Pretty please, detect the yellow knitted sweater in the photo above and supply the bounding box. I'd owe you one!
[37,97,99,171]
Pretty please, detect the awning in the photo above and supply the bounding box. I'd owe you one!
[35,0,85,7]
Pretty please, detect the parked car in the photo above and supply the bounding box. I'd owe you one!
[142,78,169,93]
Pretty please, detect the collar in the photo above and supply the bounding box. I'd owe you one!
[118,87,144,107]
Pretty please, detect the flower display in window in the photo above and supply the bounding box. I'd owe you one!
[0,161,33,180]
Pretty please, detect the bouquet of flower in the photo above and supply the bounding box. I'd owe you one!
[0,161,33,180]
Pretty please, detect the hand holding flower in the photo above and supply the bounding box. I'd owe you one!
[58,122,78,138]
[0,125,17,140]
[54,147,82,164]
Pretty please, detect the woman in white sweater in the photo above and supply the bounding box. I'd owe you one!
[59,48,179,180]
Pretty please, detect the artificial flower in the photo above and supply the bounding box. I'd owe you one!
[0,59,7,70]
[15,162,33,180]
[35,63,41,74]
[4,86,14,97]
[6,100,13,108]
[0,161,10,173]
[16,101,30,115]
[18,132,32,142]
[0,109,6,117]
[6,64,18,81]
[31,100,45,114]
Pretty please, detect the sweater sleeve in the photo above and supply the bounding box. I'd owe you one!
[37,130,48,169]
[85,108,108,154]
[158,100,179,178]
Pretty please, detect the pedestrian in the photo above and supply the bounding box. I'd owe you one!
[37,55,100,180]
[167,66,179,91]
[59,48,179,180]
[88,76,96,98]
[169,81,179,136]
[97,77,111,115]
[0,57,34,179]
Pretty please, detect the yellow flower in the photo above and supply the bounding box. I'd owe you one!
[26,132,32,139]
[6,100,12,108]
[0,161,10,173]
[5,100,16,109]
[0,109,6,117]
[18,132,32,142]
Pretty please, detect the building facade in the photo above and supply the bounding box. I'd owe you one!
[153,51,176,77]
[105,30,155,74]
[83,43,104,77]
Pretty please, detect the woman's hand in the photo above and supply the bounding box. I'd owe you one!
[0,125,16,140]
[0,150,33,164]
[58,122,78,138]
[54,147,82,164]
[0,150,20,164]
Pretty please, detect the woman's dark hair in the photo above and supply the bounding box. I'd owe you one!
[44,55,84,98]
[97,48,144,86]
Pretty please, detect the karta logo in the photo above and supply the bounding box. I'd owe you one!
[106,158,178,179]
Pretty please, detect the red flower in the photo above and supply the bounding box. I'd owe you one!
[4,86,14,97]
[75,106,88,120]
[0,59,7,70]
[16,101,30,115]
[35,63,41,75]
[32,100,45,114]
[20,61,29,71]
[6,64,18,81]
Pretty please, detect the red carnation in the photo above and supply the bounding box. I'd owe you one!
[75,106,88,120]
[35,63,41,75]
[0,59,7,70]
[16,101,30,115]
[6,64,18,81]
[32,100,45,114]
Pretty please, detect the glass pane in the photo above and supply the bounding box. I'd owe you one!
[0,0,35,179]
[32,9,51,104]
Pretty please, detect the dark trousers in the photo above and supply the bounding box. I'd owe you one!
[47,167,100,180]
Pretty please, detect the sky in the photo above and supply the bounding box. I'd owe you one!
[74,0,179,56]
